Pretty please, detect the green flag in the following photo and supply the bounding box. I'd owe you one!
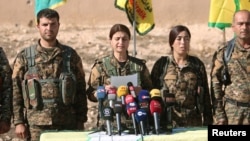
[208,0,250,30]
[35,0,67,15]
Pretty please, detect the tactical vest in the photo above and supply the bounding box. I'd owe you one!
[96,55,144,86]
[160,56,204,112]
[22,45,76,110]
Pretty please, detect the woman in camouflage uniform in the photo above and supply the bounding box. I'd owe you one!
[151,25,213,128]
[0,47,12,134]
[86,24,153,132]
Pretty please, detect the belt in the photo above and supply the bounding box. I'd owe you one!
[225,98,250,107]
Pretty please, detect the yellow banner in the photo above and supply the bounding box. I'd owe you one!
[115,0,126,10]
[208,0,250,30]
[125,0,155,35]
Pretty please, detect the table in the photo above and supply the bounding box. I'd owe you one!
[40,127,208,141]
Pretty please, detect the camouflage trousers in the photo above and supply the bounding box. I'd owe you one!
[225,102,250,125]
[26,124,78,141]
[172,107,202,127]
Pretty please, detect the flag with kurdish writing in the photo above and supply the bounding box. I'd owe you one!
[115,0,155,35]
[208,0,250,30]
[35,0,67,16]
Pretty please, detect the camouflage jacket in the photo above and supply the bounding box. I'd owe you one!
[87,54,153,95]
[210,40,250,120]
[12,40,87,126]
[151,55,213,126]
[0,47,12,124]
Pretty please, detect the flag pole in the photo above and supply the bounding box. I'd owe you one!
[132,0,137,57]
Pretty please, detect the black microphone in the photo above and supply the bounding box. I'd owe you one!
[138,90,150,134]
[149,99,162,134]
[113,101,123,135]
[126,101,138,135]
[97,86,106,119]
[107,88,117,108]
[150,89,163,134]
[163,89,175,133]
[127,82,137,99]
[135,109,148,135]
[102,107,114,136]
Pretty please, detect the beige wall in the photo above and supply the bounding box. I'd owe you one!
[0,0,210,27]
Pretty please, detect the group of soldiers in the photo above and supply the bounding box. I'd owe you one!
[0,8,249,141]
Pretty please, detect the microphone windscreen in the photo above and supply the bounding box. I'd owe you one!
[117,85,128,98]
[126,102,138,116]
[138,89,150,102]
[107,94,116,101]
[150,89,161,98]
[127,82,133,87]
[107,88,116,100]
[113,101,123,113]
[149,100,162,115]
[125,94,134,104]
[97,86,106,100]
[135,109,147,122]
[103,107,114,121]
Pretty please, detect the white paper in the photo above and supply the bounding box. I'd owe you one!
[110,73,138,87]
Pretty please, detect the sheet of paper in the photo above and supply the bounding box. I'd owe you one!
[110,73,138,87]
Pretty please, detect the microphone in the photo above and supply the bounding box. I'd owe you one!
[102,107,114,136]
[138,90,150,135]
[107,88,117,108]
[97,86,106,119]
[127,82,137,99]
[163,89,176,133]
[117,85,128,105]
[149,100,162,134]
[138,90,150,110]
[125,94,135,104]
[113,101,123,135]
[135,109,148,135]
[150,89,162,100]
[126,101,138,135]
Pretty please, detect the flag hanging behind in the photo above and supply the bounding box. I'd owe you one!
[35,0,67,15]
[208,0,250,30]
[114,0,126,10]
[115,0,155,36]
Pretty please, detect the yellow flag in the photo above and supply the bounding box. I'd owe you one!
[35,0,67,15]
[115,0,155,35]
[115,0,126,10]
[208,0,250,30]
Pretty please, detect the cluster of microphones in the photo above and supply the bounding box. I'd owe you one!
[96,82,176,136]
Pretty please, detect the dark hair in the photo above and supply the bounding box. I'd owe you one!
[36,8,60,24]
[109,24,131,40]
[169,25,191,50]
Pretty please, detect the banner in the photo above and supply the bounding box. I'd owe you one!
[115,0,126,10]
[208,0,250,30]
[115,0,155,35]
[35,0,67,15]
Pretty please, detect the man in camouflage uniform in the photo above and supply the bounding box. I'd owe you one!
[86,24,153,132]
[12,9,87,140]
[211,10,250,125]
[0,47,12,134]
[151,25,213,128]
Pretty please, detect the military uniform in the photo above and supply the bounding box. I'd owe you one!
[87,54,153,131]
[211,40,250,125]
[151,55,213,127]
[0,47,12,133]
[12,40,87,140]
